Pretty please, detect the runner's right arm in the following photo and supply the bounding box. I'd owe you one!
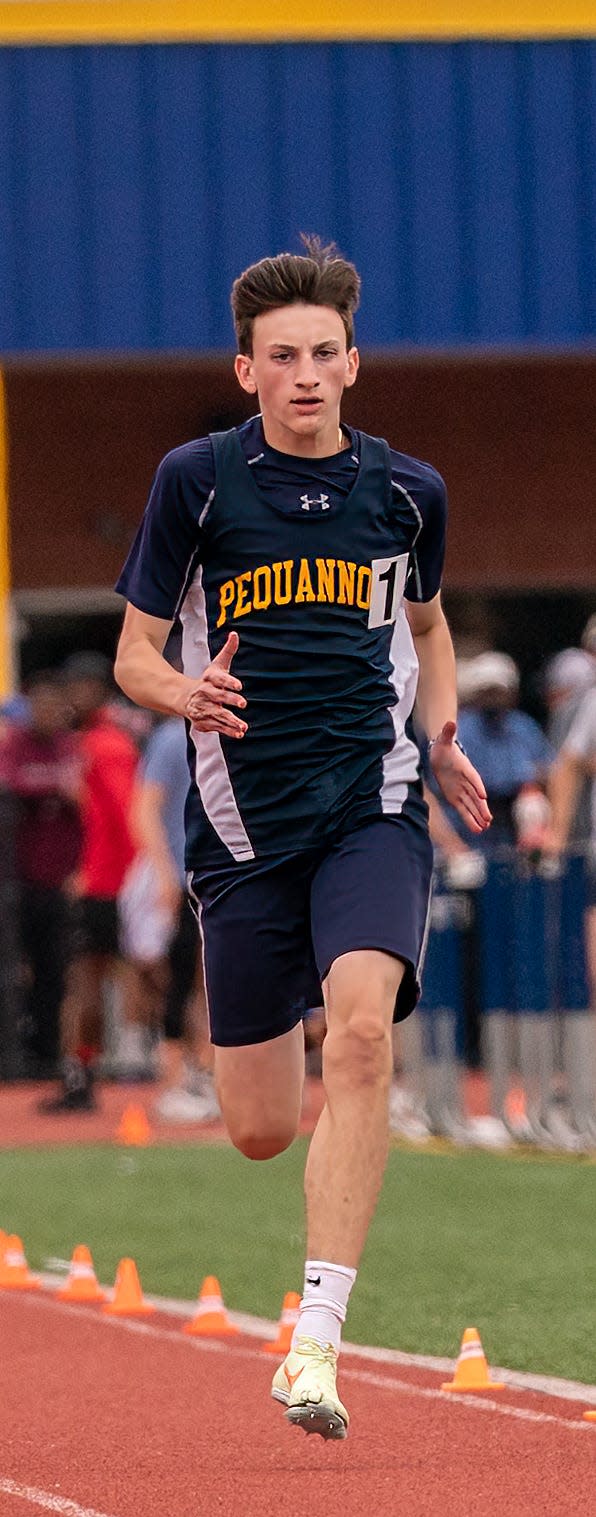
[115,606,247,737]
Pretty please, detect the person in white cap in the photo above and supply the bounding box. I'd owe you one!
[452,652,553,849]
[543,647,594,850]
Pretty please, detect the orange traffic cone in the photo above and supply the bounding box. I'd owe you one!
[103,1257,155,1316]
[0,1234,41,1291]
[183,1275,239,1337]
[261,1291,301,1354]
[57,1245,106,1303]
[584,1410,596,1423]
[442,1328,505,1392]
[115,1104,152,1146]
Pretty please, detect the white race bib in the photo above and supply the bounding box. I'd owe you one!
[368,553,410,628]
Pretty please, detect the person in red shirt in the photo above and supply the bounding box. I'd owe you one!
[40,653,139,1112]
[0,671,82,1074]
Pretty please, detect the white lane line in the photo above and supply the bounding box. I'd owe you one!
[37,1274,596,1406]
[339,1369,593,1433]
[0,1478,118,1517]
[13,1291,596,1434]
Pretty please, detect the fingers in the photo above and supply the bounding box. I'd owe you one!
[446,789,491,832]
[463,765,488,803]
[184,633,248,735]
[193,706,247,738]
[456,806,485,834]
[436,770,492,831]
[202,686,246,709]
[211,630,239,671]
[459,798,492,831]
[201,672,246,707]
[461,776,492,820]
[185,694,247,729]
[202,720,246,739]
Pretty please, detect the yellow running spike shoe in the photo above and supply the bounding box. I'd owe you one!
[271,1335,349,1440]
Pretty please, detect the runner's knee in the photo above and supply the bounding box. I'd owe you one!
[229,1121,296,1161]
[324,1011,393,1090]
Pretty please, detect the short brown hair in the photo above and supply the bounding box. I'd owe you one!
[231,234,361,355]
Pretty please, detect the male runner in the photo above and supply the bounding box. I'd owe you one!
[114,238,491,1439]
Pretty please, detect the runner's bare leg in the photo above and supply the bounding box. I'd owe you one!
[215,1021,305,1160]
[305,949,402,1266]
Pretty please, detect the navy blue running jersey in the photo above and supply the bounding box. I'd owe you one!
[116,417,447,867]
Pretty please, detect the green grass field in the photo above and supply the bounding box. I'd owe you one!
[2,1141,595,1383]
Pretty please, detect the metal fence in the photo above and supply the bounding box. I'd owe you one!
[401,848,596,1150]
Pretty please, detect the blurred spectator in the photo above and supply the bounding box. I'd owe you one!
[581,613,596,660]
[0,672,82,1074]
[120,715,218,1122]
[544,647,594,746]
[549,681,596,1005]
[0,693,30,745]
[543,647,594,848]
[104,695,155,752]
[39,652,138,1112]
[428,652,554,1129]
[455,652,553,848]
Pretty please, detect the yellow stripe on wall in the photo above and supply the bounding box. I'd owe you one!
[0,0,595,44]
[0,370,12,700]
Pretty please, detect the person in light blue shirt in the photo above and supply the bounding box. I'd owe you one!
[427,651,555,1042]
[454,652,553,845]
[121,716,217,1122]
[142,717,189,886]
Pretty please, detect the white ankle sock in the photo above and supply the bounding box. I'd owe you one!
[292,1260,357,1354]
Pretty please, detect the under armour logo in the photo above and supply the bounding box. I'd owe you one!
[300,493,330,512]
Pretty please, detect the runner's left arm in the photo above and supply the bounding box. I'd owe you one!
[406,594,492,835]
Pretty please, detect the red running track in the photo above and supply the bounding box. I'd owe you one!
[0,1291,594,1517]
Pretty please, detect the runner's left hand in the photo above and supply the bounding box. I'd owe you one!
[429,722,492,835]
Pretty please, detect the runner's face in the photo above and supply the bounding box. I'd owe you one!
[234,303,358,456]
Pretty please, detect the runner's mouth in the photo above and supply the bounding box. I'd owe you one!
[291,398,323,407]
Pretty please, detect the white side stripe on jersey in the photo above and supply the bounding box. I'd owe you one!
[379,610,421,813]
[417,874,434,980]
[173,545,203,622]
[180,567,255,862]
[198,487,215,529]
[391,477,423,541]
[391,477,424,600]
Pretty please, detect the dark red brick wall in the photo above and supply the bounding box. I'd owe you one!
[6,353,595,592]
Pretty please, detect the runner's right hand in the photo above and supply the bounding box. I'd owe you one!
[183,632,247,739]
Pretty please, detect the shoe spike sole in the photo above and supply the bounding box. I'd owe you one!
[285,1403,348,1440]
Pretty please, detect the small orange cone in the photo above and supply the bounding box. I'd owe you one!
[442,1327,505,1392]
[115,1103,152,1146]
[0,1234,41,1291]
[57,1245,106,1303]
[103,1257,155,1316]
[261,1291,301,1354]
[183,1275,239,1337]
[584,1410,596,1423]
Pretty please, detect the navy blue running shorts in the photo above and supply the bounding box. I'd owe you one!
[188,809,433,1047]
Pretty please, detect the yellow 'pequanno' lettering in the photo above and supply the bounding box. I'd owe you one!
[215,557,377,625]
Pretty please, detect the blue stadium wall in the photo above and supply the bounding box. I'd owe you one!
[1,40,595,351]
